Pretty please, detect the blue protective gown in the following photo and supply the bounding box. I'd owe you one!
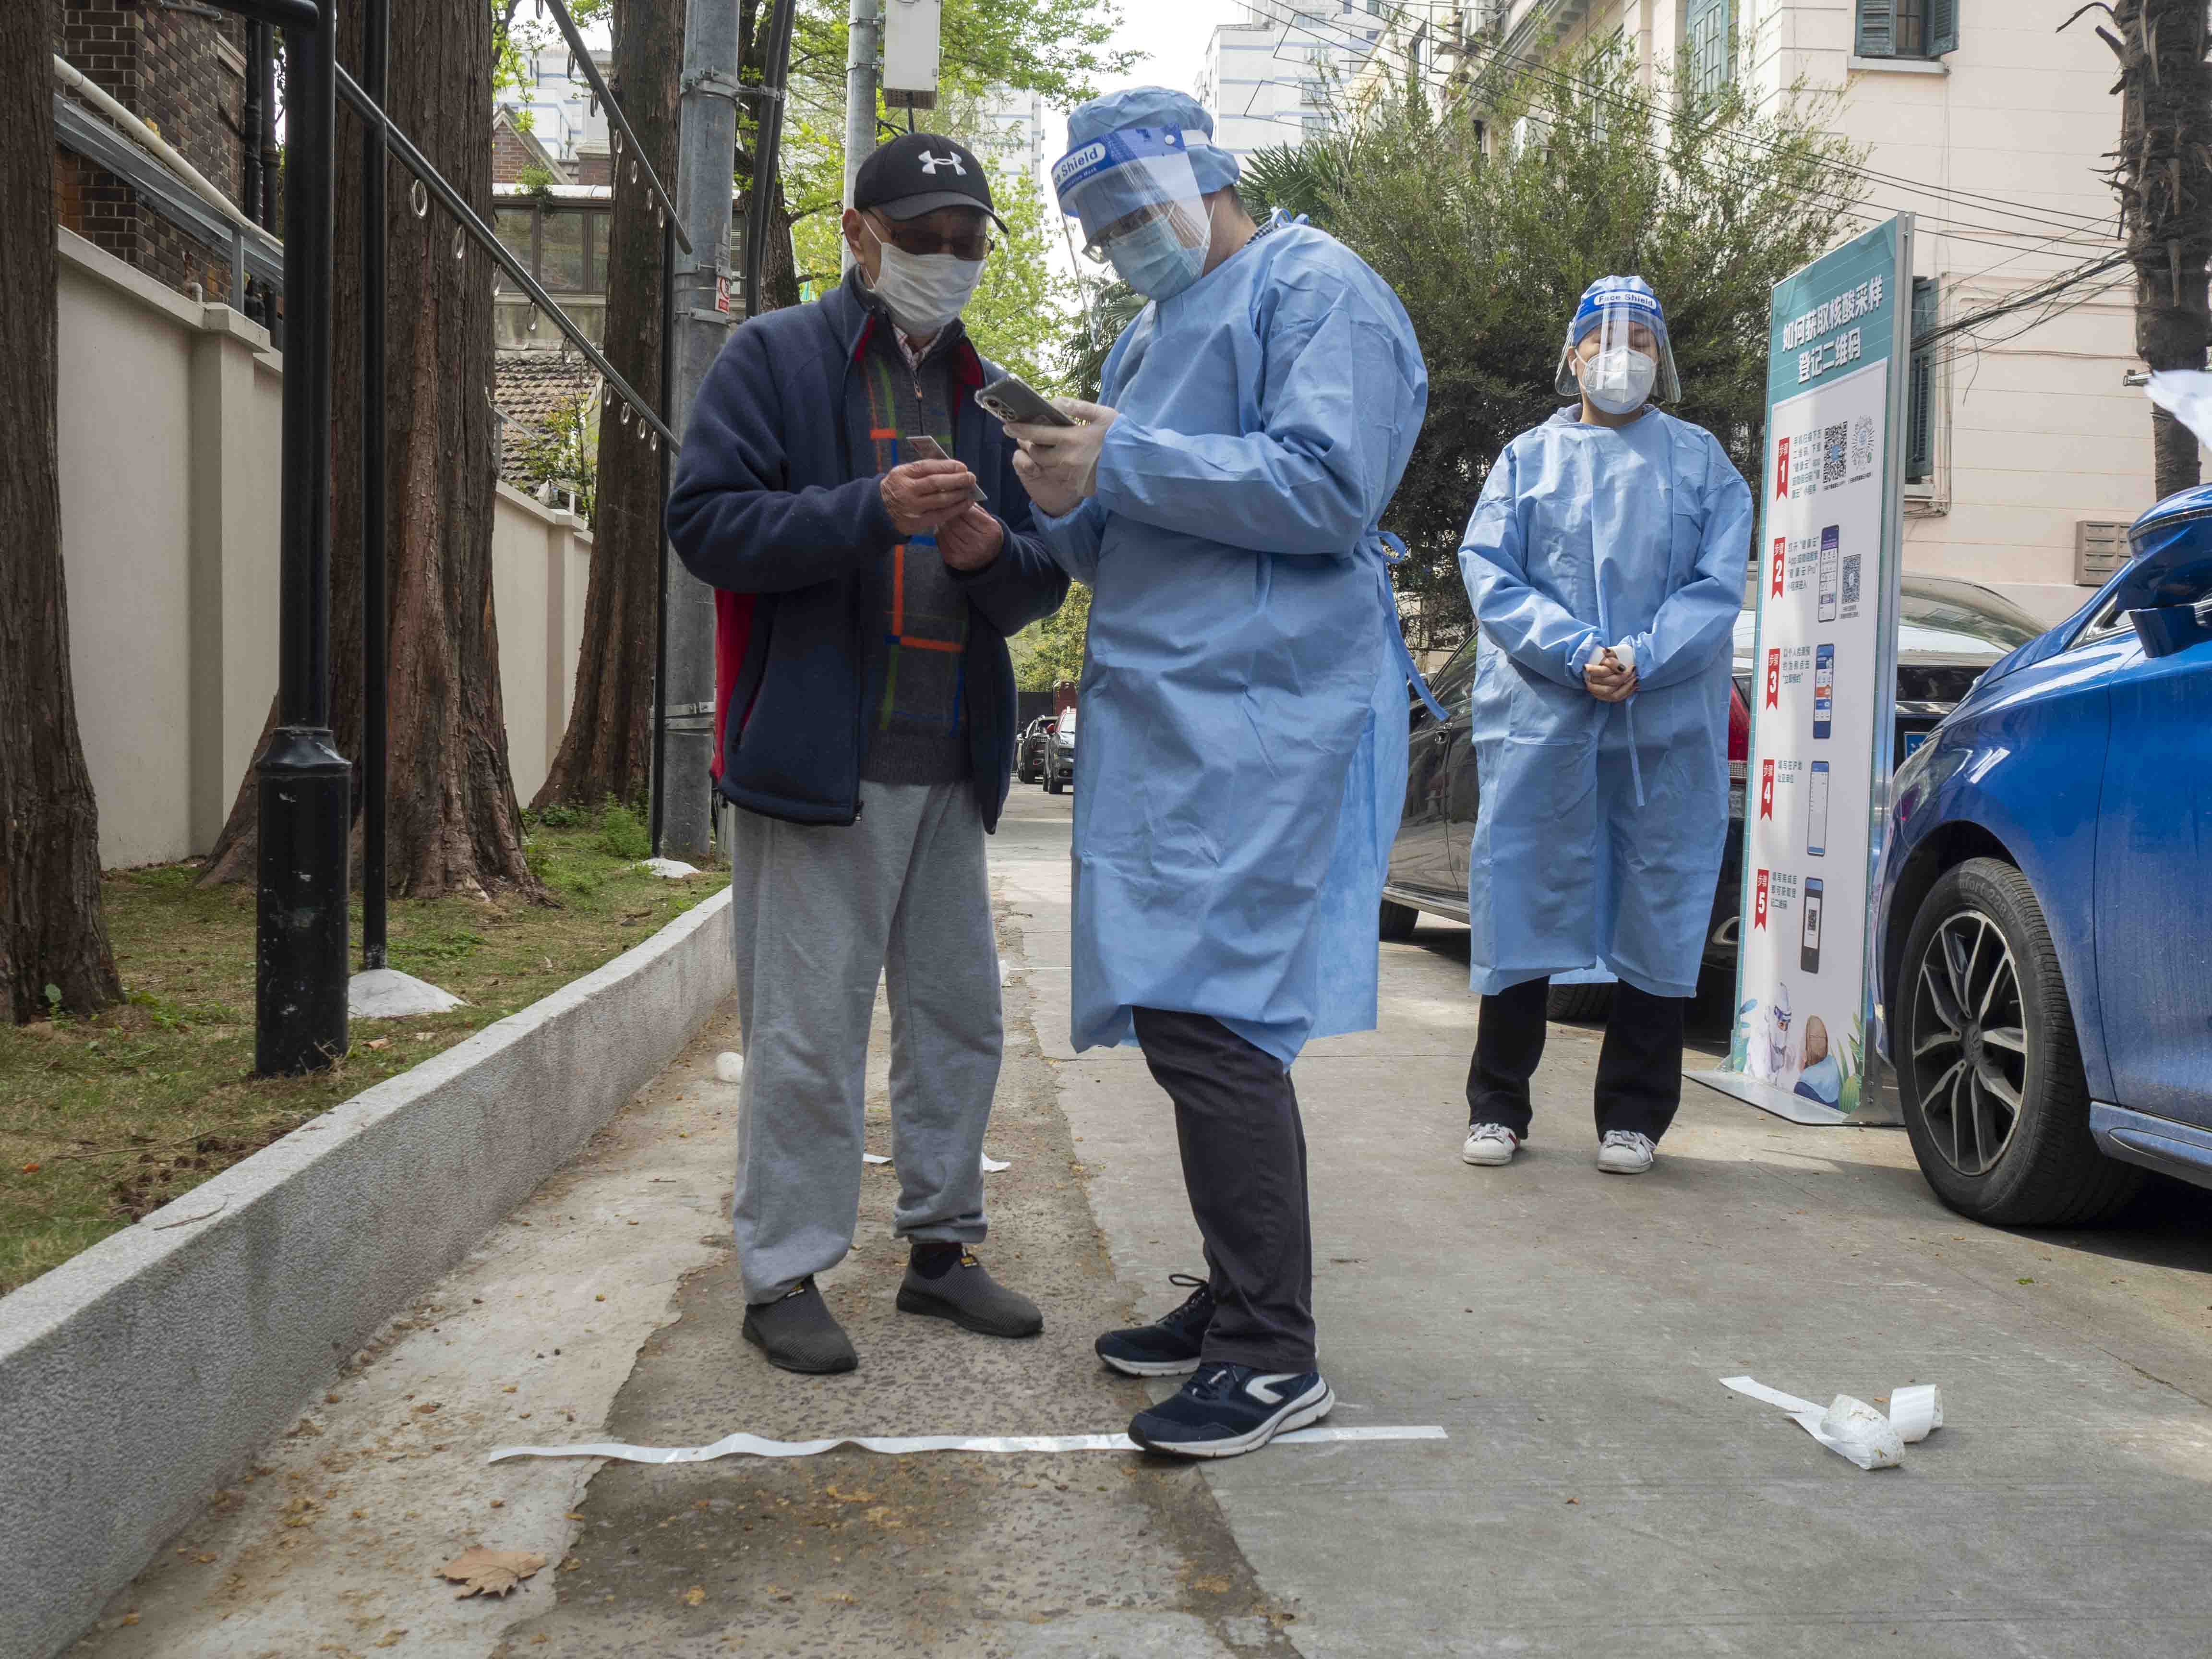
[1459,407,1753,1000]
[1032,221,1429,1064]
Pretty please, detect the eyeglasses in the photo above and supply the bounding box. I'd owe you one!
[869,215,994,262]
[1078,201,1202,264]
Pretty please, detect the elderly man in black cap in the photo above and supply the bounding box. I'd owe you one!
[666,134,1068,1376]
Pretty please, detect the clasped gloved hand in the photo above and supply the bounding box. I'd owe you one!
[1007,398,1118,518]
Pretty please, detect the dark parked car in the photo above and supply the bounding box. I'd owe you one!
[1044,706,1077,795]
[1874,488,2212,1226]
[1382,577,2045,1021]
[1017,715,1053,784]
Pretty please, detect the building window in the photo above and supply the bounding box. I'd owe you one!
[1907,276,1939,484]
[1302,114,1329,133]
[1856,0,1958,60]
[1686,0,1732,104]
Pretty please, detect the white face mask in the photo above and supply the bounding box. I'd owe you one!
[864,223,984,337]
[1581,347,1658,415]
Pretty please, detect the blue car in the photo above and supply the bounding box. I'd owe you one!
[1875,486,2212,1225]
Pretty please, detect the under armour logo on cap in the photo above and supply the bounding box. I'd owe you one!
[919,150,965,176]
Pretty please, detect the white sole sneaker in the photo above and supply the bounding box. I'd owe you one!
[1596,1142,1655,1174]
[1462,1126,1519,1166]
[1132,1380,1335,1460]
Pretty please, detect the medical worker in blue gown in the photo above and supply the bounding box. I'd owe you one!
[1004,87,1428,1459]
[1456,276,1752,1178]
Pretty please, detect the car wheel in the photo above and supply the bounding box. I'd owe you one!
[1545,982,1614,1023]
[1895,858,2141,1226]
[1379,899,1419,942]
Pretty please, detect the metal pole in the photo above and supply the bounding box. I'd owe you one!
[361,0,390,970]
[841,0,878,272]
[661,0,742,862]
[650,211,675,854]
[256,4,350,1075]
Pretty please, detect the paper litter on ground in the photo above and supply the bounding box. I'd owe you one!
[1723,1375,1943,1470]
[640,857,700,878]
[714,1051,745,1084]
[488,1424,1446,1466]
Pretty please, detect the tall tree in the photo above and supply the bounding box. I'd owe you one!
[1248,48,1864,645]
[532,0,681,812]
[0,0,122,1021]
[2071,0,2212,500]
[202,0,542,901]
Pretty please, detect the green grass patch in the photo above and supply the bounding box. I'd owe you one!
[0,814,719,1298]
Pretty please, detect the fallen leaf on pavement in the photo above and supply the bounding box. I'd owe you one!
[440,1548,545,1599]
[684,1586,707,1606]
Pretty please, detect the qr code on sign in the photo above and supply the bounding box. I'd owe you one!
[1822,422,1848,486]
[1843,553,1863,609]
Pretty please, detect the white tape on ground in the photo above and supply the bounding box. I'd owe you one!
[487,1423,1446,1466]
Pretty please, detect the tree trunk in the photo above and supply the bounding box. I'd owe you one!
[0,0,122,1021]
[2114,0,2212,499]
[201,0,543,902]
[531,0,682,813]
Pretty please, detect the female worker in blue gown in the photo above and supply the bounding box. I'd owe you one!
[1455,276,1753,1179]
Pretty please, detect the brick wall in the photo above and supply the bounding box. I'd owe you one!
[52,0,253,304]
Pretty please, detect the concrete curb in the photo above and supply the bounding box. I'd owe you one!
[0,887,733,1659]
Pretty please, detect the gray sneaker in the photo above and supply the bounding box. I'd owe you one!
[895,1248,1044,1339]
[743,1277,858,1374]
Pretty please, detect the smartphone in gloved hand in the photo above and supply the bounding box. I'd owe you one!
[902,433,985,501]
[976,373,1077,428]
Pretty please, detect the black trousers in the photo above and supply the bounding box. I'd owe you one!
[1466,976,1686,1142]
[1131,1007,1315,1373]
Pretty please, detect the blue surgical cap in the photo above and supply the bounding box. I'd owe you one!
[1571,275,1668,347]
[1066,86,1241,197]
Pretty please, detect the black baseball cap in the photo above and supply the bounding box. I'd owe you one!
[853,133,1007,232]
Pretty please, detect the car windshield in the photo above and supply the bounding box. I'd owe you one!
[1056,709,1077,733]
[1732,577,2045,664]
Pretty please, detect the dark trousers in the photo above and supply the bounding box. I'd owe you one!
[1131,1007,1315,1373]
[1466,976,1686,1142]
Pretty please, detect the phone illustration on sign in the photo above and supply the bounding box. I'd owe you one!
[1807,760,1830,858]
[1817,527,1840,623]
[1814,644,1834,740]
[1801,877,1825,976]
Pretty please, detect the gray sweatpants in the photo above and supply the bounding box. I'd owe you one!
[723,780,1002,1305]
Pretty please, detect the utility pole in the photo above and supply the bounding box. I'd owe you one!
[842,0,878,271]
[661,0,742,862]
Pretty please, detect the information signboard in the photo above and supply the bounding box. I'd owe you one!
[1694,216,1915,1124]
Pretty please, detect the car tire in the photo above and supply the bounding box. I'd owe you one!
[1895,857,2142,1227]
[1378,899,1419,942]
[1545,982,1614,1023]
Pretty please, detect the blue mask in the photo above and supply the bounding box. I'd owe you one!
[1106,214,1207,300]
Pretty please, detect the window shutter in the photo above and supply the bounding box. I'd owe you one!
[1856,0,1895,58]
[1907,277,1938,483]
[1927,0,1959,56]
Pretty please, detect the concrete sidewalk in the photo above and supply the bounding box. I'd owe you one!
[70,787,2212,1657]
[993,791,2212,1659]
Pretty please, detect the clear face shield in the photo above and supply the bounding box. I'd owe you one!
[1555,303,1683,415]
[1051,127,1212,299]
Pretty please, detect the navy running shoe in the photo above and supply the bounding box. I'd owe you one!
[1094,1274,1214,1377]
[1128,1363,1333,1459]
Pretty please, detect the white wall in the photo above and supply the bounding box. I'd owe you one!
[54,229,593,870]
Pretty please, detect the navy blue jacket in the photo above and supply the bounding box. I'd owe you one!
[665,272,1068,831]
